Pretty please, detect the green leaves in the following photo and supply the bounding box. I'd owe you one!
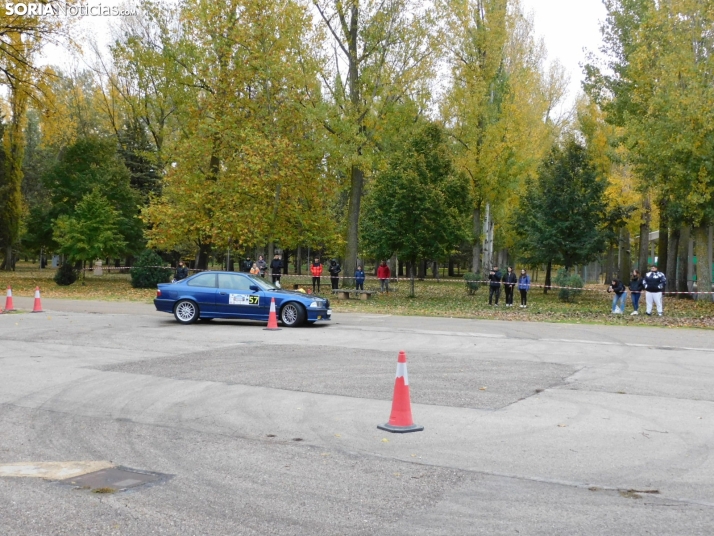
[54,190,127,264]
[361,122,472,276]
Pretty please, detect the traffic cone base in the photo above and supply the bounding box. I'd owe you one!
[377,423,424,434]
[379,351,423,434]
[264,297,281,331]
[31,286,43,313]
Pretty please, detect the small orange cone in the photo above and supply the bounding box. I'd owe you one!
[378,351,424,433]
[31,286,43,313]
[263,297,281,330]
[4,285,16,312]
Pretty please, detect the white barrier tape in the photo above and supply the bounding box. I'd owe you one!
[70,266,714,295]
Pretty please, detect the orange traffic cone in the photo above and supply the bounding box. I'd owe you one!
[378,351,424,433]
[31,286,43,313]
[4,285,15,312]
[263,297,281,330]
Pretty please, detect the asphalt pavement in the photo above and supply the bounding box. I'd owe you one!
[1,298,714,534]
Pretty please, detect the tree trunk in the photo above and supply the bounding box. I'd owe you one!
[398,259,404,277]
[448,257,455,277]
[638,194,651,274]
[666,228,679,293]
[694,225,713,302]
[544,261,552,294]
[417,259,426,280]
[267,243,274,261]
[471,207,481,277]
[677,226,691,296]
[196,243,210,270]
[409,261,415,297]
[618,227,631,280]
[481,203,493,277]
[657,199,669,275]
[604,244,615,283]
[344,165,364,278]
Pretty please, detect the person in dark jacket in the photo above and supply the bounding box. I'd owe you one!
[643,264,667,316]
[628,269,645,316]
[256,255,267,278]
[607,277,627,314]
[488,266,502,305]
[328,259,341,290]
[502,266,517,307]
[355,265,365,290]
[270,254,283,285]
[310,257,323,293]
[518,269,531,308]
[241,257,252,273]
[175,261,189,281]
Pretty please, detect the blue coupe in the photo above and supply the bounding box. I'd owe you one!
[154,271,331,327]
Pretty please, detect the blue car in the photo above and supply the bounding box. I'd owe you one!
[154,271,331,327]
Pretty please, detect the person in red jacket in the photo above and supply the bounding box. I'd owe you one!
[310,257,323,293]
[377,260,391,293]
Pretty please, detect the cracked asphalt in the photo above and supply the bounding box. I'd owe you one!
[1,298,714,534]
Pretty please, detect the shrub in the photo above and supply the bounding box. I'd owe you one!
[554,268,583,302]
[54,262,78,286]
[130,250,172,288]
[464,272,480,295]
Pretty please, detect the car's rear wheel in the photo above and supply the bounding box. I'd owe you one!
[174,300,199,324]
[280,302,305,327]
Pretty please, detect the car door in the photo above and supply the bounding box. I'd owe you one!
[184,273,218,313]
[216,273,264,319]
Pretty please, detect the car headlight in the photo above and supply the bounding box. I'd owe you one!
[309,300,323,308]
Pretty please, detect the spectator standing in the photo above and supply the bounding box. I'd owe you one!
[249,262,260,276]
[628,269,645,316]
[270,253,283,286]
[175,261,189,281]
[377,260,391,293]
[328,259,341,290]
[355,265,365,290]
[607,277,627,314]
[502,266,517,307]
[488,266,503,306]
[241,257,252,272]
[643,264,667,316]
[310,257,323,293]
[256,255,267,278]
[518,269,531,308]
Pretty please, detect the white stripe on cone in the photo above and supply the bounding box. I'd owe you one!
[395,362,409,385]
[34,289,40,299]
[270,300,276,313]
[6,287,11,297]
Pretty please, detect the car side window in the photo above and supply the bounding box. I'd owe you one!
[187,273,217,288]
[218,274,253,291]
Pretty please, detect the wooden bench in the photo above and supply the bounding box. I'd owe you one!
[332,289,376,300]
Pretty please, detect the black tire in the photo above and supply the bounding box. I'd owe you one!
[199,317,214,322]
[174,299,199,324]
[280,302,305,327]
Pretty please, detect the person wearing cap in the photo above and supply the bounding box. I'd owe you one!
[175,261,189,281]
[328,259,341,290]
[643,264,667,316]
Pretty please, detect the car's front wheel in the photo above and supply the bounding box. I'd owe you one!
[174,300,199,324]
[280,302,305,327]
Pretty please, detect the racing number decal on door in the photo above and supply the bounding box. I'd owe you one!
[229,294,260,306]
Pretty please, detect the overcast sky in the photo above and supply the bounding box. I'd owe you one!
[521,0,607,105]
[42,0,608,109]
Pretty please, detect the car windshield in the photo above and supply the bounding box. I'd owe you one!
[246,275,278,291]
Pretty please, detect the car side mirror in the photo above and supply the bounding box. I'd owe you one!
[249,285,260,292]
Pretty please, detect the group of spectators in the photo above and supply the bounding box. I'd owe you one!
[607,265,667,316]
[309,258,392,293]
[487,266,532,307]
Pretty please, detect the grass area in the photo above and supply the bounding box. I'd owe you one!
[2,263,713,329]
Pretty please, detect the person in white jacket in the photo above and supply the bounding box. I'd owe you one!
[643,265,667,316]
